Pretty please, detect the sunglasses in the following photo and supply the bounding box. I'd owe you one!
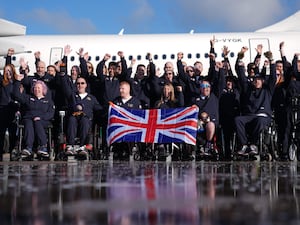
[76,82,86,85]
[200,83,211,88]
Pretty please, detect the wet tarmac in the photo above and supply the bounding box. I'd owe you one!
[0,159,300,225]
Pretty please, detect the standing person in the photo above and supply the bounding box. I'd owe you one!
[96,53,122,109]
[125,62,151,109]
[148,54,183,108]
[21,53,56,101]
[154,83,193,161]
[177,52,200,106]
[270,42,292,160]
[234,49,276,156]
[0,63,19,161]
[95,52,123,157]
[218,46,240,160]
[155,83,184,109]
[112,81,142,160]
[13,77,55,159]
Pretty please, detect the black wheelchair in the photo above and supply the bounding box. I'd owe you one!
[287,96,300,161]
[10,112,54,161]
[55,111,98,161]
[232,117,278,161]
[195,130,220,161]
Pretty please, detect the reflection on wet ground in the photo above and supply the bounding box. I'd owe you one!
[0,161,300,225]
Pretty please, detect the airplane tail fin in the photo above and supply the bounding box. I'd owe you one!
[256,10,300,32]
[0,18,26,37]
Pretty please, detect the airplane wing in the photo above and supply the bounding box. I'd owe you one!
[256,10,300,32]
[0,18,26,37]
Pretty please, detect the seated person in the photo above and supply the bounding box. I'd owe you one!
[61,76,102,157]
[235,50,276,155]
[193,80,219,155]
[13,77,55,158]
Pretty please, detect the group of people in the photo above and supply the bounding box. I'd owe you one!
[0,38,299,161]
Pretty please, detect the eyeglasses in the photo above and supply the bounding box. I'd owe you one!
[200,83,211,88]
[76,82,86,85]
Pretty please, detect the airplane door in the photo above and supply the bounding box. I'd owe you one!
[248,38,270,62]
[49,47,63,66]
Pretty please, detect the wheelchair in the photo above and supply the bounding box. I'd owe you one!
[55,111,97,161]
[10,112,54,161]
[258,118,278,161]
[232,118,278,161]
[195,128,220,161]
[287,96,300,161]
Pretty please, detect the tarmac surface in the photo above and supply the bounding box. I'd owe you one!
[0,157,300,225]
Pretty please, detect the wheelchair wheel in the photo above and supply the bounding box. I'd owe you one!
[296,140,300,161]
[133,153,140,161]
[10,148,21,161]
[288,142,297,161]
[261,153,272,161]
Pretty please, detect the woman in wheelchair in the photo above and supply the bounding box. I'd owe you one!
[13,77,55,159]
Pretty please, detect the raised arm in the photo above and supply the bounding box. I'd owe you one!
[235,47,249,92]
[5,48,14,65]
[96,53,110,81]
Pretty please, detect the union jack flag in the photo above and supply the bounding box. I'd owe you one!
[107,103,199,145]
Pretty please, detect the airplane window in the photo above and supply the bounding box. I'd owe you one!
[230,52,235,58]
[88,56,91,61]
[137,55,141,60]
[162,54,166,60]
[95,56,100,61]
[154,54,158,60]
[70,56,75,61]
[196,53,200,58]
[215,53,217,57]
[145,55,149,60]
[170,54,175,59]
[112,56,116,61]
[12,56,16,61]
[205,53,209,58]
[129,55,133,60]
[187,53,192,59]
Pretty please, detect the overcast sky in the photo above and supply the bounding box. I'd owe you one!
[1,0,300,34]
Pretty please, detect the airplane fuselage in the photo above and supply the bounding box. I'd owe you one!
[0,32,299,75]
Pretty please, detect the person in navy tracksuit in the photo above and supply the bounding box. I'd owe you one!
[193,79,219,155]
[112,81,142,160]
[62,76,102,157]
[13,77,55,158]
[0,62,19,161]
[234,50,276,156]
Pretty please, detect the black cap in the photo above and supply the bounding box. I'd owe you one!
[225,75,237,82]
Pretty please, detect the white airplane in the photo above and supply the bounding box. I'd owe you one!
[0,11,300,75]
